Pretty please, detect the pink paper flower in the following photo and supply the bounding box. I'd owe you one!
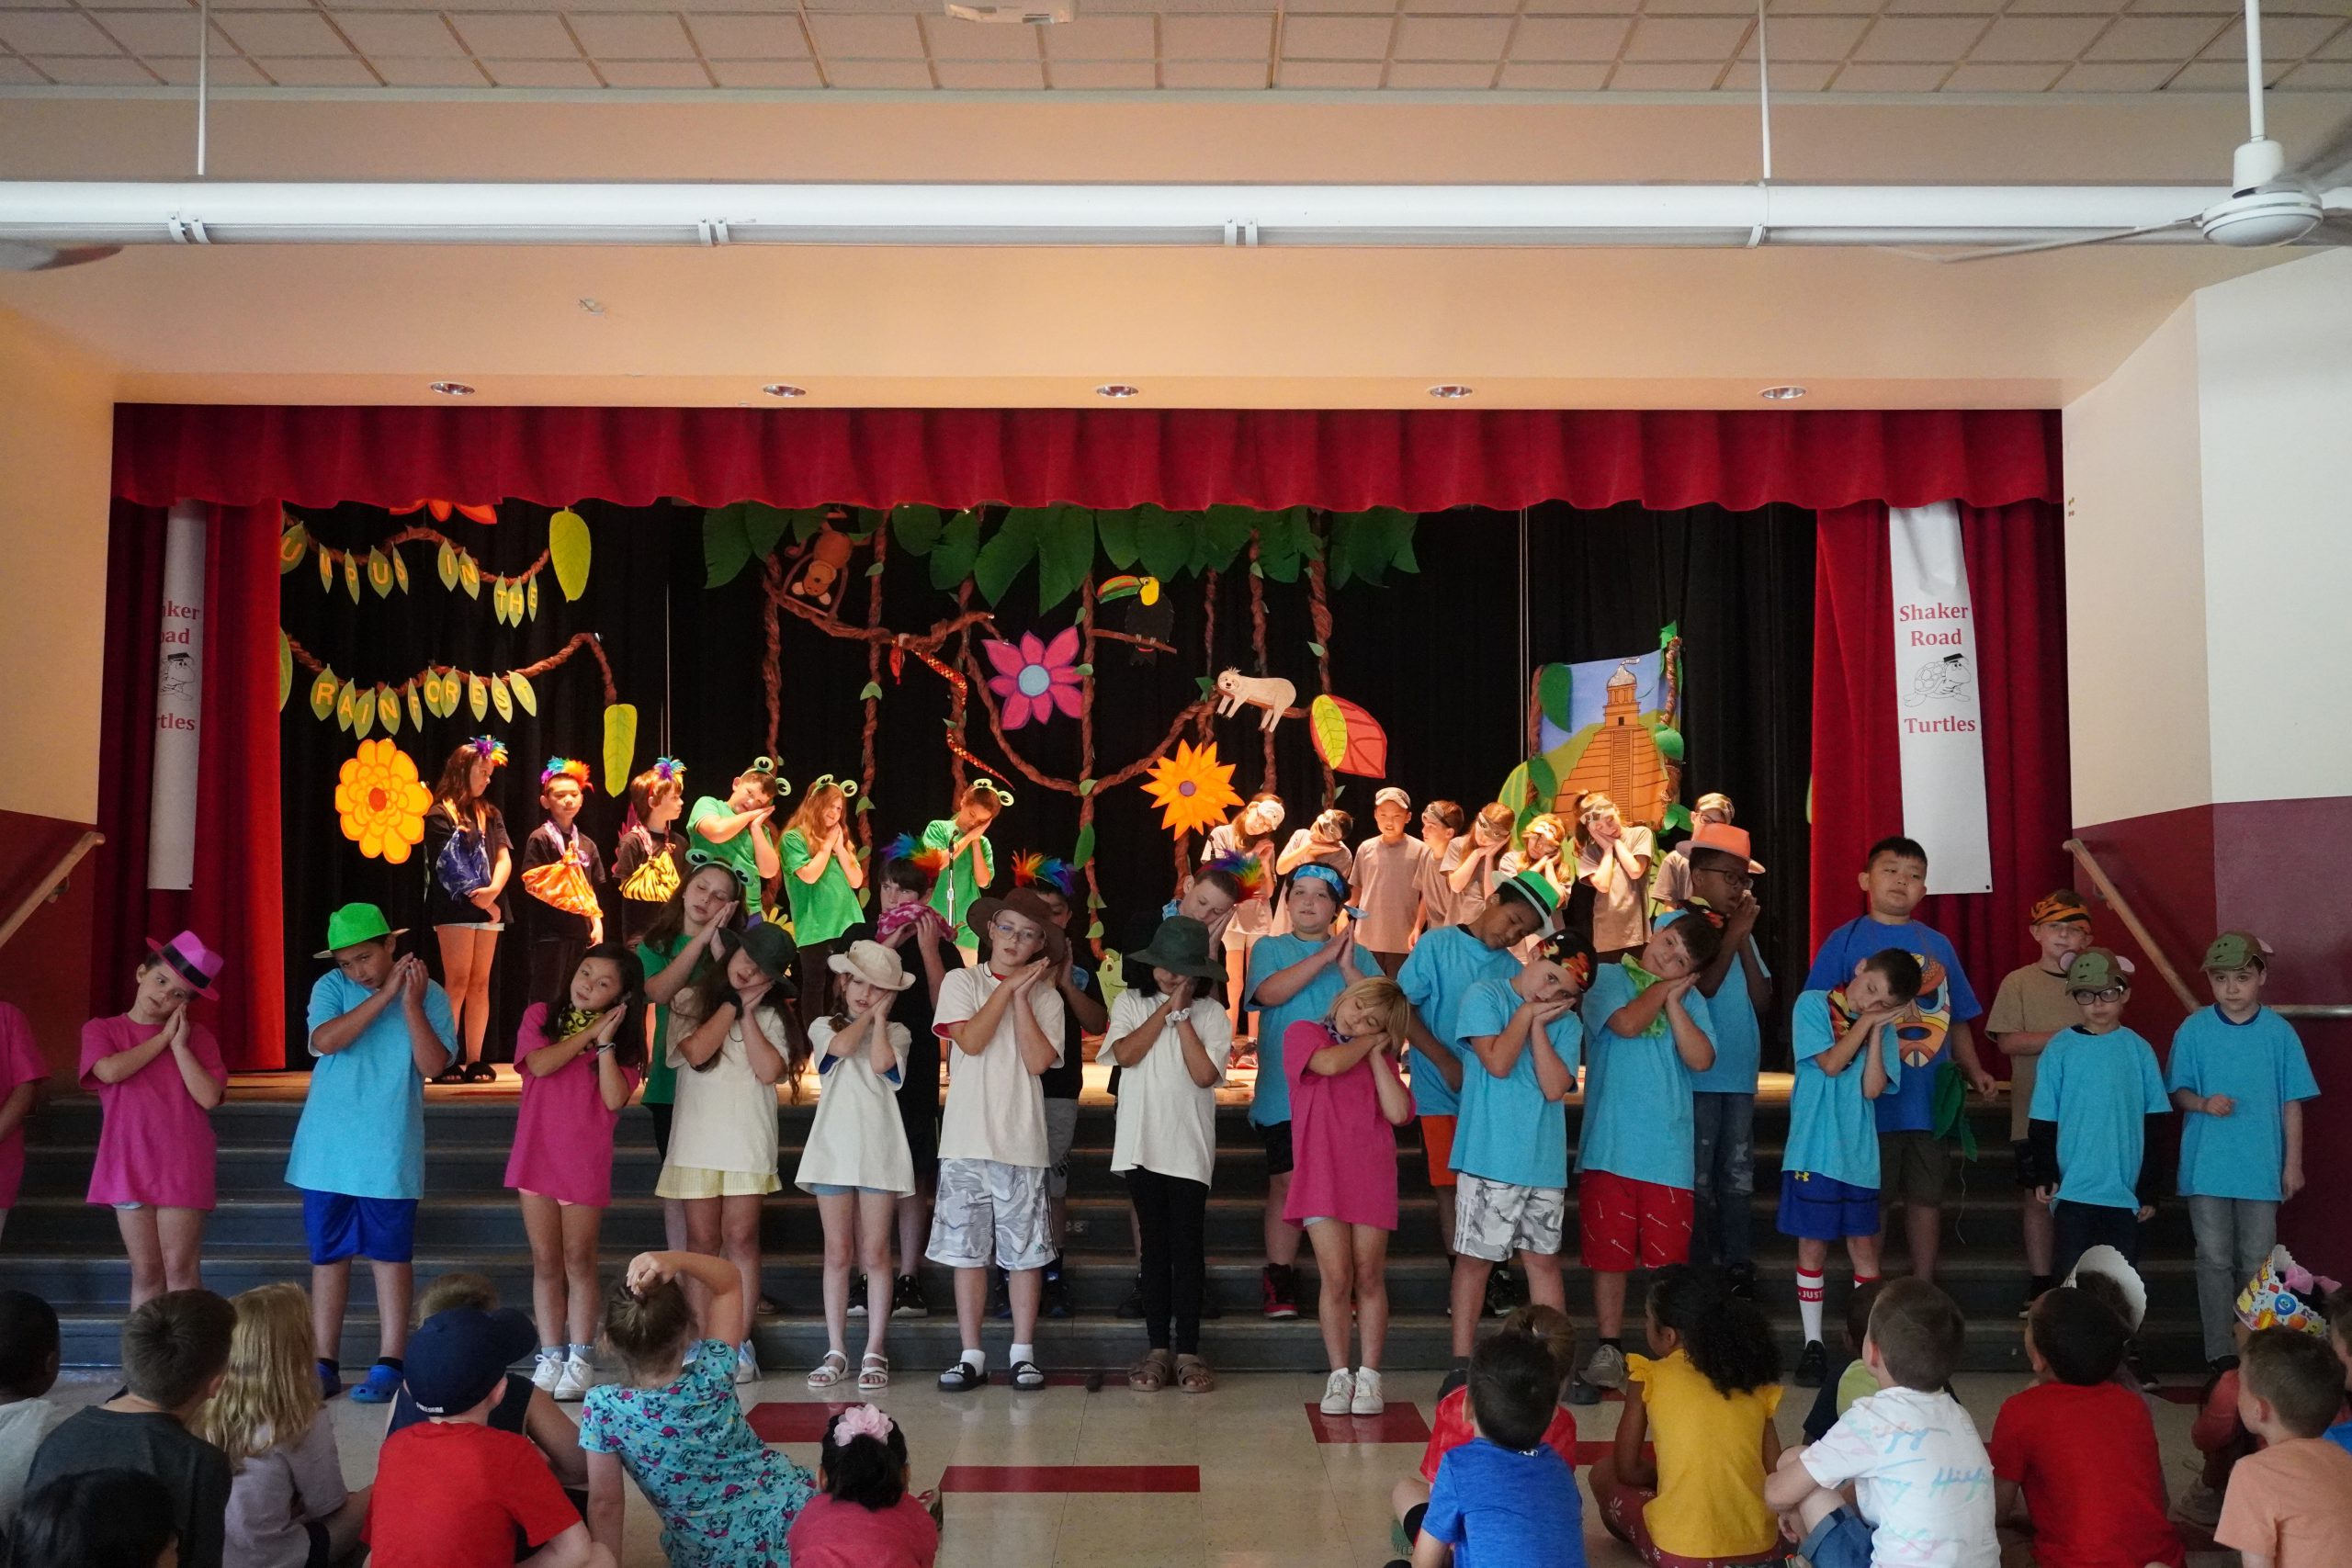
[983,626,1083,729]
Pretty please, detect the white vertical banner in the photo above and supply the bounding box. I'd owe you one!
[147,501,207,891]
[1888,501,1992,895]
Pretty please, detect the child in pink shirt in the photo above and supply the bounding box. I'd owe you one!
[0,1001,48,1242]
[1283,976,1416,1419]
[82,931,229,1307]
[503,942,646,1402]
[786,1404,940,1568]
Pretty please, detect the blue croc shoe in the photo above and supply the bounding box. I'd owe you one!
[317,1359,344,1401]
[349,1359,403,1404]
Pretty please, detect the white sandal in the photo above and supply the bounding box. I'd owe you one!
[806,1351,849,1391]
[858,1353,891,1392]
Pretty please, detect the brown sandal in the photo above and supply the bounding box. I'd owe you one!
[1174,1354,1216,1393]
[1126,1348,1174,1393]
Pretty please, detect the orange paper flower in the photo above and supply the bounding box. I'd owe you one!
[335,738,432,863]
[1142,740,1242,840]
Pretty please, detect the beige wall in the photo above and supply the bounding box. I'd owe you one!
[0,309,117,823]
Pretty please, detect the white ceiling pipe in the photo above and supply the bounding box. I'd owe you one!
[0,180,2330,248]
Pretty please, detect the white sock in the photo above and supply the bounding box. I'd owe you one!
[960,1348,986,1372]
[537,1346,562,1361]
[1010,1342,1036,1366]
[568,1343,594,1360]
[1797,1269,1826,1345]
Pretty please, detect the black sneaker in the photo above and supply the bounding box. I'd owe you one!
[1795,1339,1828,1389]
[2128,1349,2158,1393]
[891,1273,928,1318]
[1483,1263,1517,1317]
[1725,1261,1758,1301]
[1043,1271,1076,1320]
[1261,1263,1299,1320]
[1117,1272,1146,1319]
[848,1273,868,1317]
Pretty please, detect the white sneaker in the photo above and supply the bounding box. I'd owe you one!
[530,1354,562,1393]
[1581,1341,1629,1392]
[552,1354,594,1402]
[734,1341,760,1386]
[1319,1368,1355,1416]
[1350,1367,1385,1416]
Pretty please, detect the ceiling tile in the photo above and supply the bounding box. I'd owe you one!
[1754,0,1883,13]
[1939,62,2064,92]
[1508,17,1626,60]
[2124,0,2236,12]
[1520,0,1638,12]
[598,58,710,82]
[821,56,931,82]
[252,54,378,82]
[2315,23,2352,62]
[1830,61,1947,89]
[214,10,349,55]
[1279,0,1394,11]
[1496,60,1606,86]
[708,57,822,83]
[1043,15,1153,58]
[451,13,579,56]
[1393,16,1509,60]
[2199,17,2341,63]
[1161,15,1271,57]
[33,51,154,77]
[568,13,694,56]
[1049,57,1154,83]
[95,13,231,55]
[808,11,921,54]
[2280,59,2352,90]
[1883,0,1998,12]
[332,13,464,57]
[2003,0,2127,11]
[686,15,807,58]
[793,0,929,12]
[370,55,492,84]
[0,58,42,85]
[1606,61,1720,88]
[146,52,271,84]
[2164,59,2286,91]
[1619,17,1747,62]
[1282,15,1392,57]
[2052,59,2174,90]
[2086,16,2224,62]
[1636,0,1754,13]
[1966,16,2104,63]
[1753,16,1867,62]
[1721,59,1836,90]
[483,57,600,83]
[934,57,1041,84]
[1277,57,1381,85]
[1403,0,1519,10]
[0,11,120,53]
[1129,0,1285,10]
[922,14,1041,58]
[1851,17,1987,62]
[1158,58,1267,85]
[1385,60,1494,85]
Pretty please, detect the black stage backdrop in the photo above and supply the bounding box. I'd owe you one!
[277,502,1814,1066]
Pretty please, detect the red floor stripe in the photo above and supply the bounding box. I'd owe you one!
[1304,1403,1432,1443]
[938,1465,1200,1494]
[745,1402,854,1442]
[1572,1440,1655,1466]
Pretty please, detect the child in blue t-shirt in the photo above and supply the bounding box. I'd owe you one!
[1781,950,1921,1391]
[287,902,457,1404]
[1410,1327,1587,1568]
[1571,911,1720,1404]
[1804,834,1994,1286]
[2027,948,2171,1280]
[2168,930,2320,1368]
[1443,942,1589,1366]
[1669,822,1773,1292]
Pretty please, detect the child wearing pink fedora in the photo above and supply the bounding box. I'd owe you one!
[81,931,230,1307]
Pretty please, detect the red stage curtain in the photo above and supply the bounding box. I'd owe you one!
[92,503,287,1070]
[112,405,2061,514]
[1808,501,2075,1065]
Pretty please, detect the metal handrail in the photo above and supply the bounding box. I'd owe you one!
[0,829,105,953]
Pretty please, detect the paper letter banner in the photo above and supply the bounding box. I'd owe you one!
[1888,502,1991,895]
[148,502,207,890]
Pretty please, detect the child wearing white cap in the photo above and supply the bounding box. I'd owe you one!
[1351,787,1432,977]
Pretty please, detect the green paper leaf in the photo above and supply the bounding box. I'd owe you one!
[343,550,362,604]
[490,674,514,723]
[1198,506,1256,574]
[1307,641,1327,659]
[1665,801,1694,833]
[1652,724,1686,762]
[865,561,886,577]
[548,508,592,600]
[854,795,875,814]
[353,687,376,739]
[1135,505,1192,583]
[1078,777,1097,796]
[703,502,753,588]
[309,666,339,721]
[508,671,537,716]
[317,548,334,594]
[602,703,639,795]
[377,684,400,735]
[1086,919,1104,941]
[1096,506,1139,570]
[526,574,539,621]
[974,509,1044,605]
[467,672,489,722]
[1074,662,1093,677]
[277,631,293,712]
[367,547,395,598]
[1087,889,1104,909]
[1072,823,1096,868]
[1034,505,1094,612]
[1195,676,1216,698]
[392,551,411,594]
[277,523,308,574]
[1537,664,1573,730]
[889,504,944,556]
[742,502,794,562]
[405,682,424,729]
[929,509,983,590]
[1658,621,1680,649]
[788,507,830,545]
[1256,505,1317,583]
[1527,752,1558,802]
[857,681,883,701]
[458,553,481,600]
[436,540,458,590]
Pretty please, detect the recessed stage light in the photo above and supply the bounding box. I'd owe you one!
[1095,384,1140,399]
[429,381,476,397]
[1759,385,1807,400]
[1428,384,1475,400]
[761,384,808,399]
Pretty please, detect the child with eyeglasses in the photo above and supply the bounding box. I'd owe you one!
[2026,948,2173,1279]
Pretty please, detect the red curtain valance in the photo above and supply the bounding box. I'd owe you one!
[113,404,2060,513]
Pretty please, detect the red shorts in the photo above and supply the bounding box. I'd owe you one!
[1420,1115,1458,1190]
[1577,1170,1693,1272]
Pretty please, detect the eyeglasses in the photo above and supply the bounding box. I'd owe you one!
[1694,866,1753,887]
[2071,987,2127,1003]
[989,919,1042,943]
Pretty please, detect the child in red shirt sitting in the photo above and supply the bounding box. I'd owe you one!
[1989,1285,2183,1568]
[1389,1304,1578,1551]
[365,1306,610,1568]
[785,1404,941,1568]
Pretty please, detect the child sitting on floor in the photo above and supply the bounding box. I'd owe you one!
[1391,1304,1580,1554]
[198,1282,371,1568]
[1395,1327,1587,1568]
[786,1404,942,1568]
[1989,1284,2183,1568]
[2218,1328,2352,1568]
[0,1289,65,1536]
[1592,1264,1784,1568]
[1801,1278,1885,1444]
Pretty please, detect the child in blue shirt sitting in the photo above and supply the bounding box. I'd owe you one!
[1781,948,1921,1390]
[2027,948,2171,1279]
[2168,931,2320,1371]
[1399,1325,1586,1568]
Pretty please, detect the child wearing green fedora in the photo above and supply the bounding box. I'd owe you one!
[287,903,458,1404]
[1102,916,1234,1394]
[2027,948,2172,1280]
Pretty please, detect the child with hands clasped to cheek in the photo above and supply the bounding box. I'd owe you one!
[795,941,919,1394]
[1285,977,1418,1417]
[84,931,230,1307]
[505,943,648,1402]
[2028,948,2172,1278]
[686,759,785,919]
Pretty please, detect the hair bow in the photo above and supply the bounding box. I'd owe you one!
[832,1404,896,1444]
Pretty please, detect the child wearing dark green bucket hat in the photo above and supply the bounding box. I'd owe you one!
[2026,947,2172,1279]
[288,902,458,1404]
[1102,916,1235,1394]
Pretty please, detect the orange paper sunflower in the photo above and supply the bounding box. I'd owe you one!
[1142,739,1243,840]
[335,738,432,863]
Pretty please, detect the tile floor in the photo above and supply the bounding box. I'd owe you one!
[51,1358,2240,1566]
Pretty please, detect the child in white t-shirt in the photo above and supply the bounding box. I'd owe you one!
[1766,1277,1997,1568]
[795,941,918,1396]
